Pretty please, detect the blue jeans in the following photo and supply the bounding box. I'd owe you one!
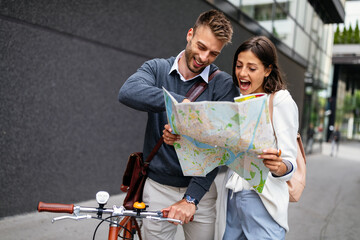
[223,190,285,240]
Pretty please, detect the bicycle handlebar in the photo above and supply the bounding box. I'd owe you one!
[37,201,183,224]
[37,192,190,240]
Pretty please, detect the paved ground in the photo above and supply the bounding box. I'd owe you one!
[1,141,360,239]
[287,141,360,240]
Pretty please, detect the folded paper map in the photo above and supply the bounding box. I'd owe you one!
[163,88,275,193]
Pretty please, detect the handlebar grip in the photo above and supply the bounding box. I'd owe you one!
[37,202,74,214]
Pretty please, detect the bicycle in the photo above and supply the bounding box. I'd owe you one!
[37,191,182,240]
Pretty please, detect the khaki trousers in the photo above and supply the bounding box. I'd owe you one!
[142,178,217,240]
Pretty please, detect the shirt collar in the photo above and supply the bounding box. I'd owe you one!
[169,50,210,83]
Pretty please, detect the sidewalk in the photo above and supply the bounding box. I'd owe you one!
[287,141,360,240]
[309,139,360,161]
[1,141,359,239]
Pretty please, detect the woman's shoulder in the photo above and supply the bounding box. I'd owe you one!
[271,91,299,135]
[273,90,296,106]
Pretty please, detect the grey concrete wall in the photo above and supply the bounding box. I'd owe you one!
[0,0,305,218]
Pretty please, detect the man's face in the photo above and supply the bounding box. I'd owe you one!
[184,25,225,74]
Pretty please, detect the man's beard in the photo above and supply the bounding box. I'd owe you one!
[184,46,205,74]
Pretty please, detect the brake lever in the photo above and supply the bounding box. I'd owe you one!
[161,210,194,222]
[145,216,183,225]
[52,214,92,223]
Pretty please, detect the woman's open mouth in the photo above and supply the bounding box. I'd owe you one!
[239,79,251,91]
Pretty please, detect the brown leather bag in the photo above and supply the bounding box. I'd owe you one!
[269,92,306,202]
[287,133,306,202]
[120,70,221,210]
[120,135,165,210]
[120,151,155,210]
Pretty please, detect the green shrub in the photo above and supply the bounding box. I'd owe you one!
[354,20,360,43]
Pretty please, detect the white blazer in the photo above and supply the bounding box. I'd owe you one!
[215,90,299,239]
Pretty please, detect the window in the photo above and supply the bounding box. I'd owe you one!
[273,9,295,48]
[296,0,306,27]
[304,3,313,34]
[288,0,298,17]
[317,23,324,49]
[294,26,310,59]
[307,41,316,72]
[311,12,320,42]
[240,1,274,33]
[227,0,240,7]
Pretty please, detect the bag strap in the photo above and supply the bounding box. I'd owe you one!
[145,137,164,163]
[297,133,307,163]
[270,92,307,164]
[269,92,277,143]
[144,69,221,163]
[185,69,221,101]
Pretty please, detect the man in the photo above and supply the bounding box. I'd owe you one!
[118,9,238,239]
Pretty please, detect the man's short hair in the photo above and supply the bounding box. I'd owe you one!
[193,9,233,45]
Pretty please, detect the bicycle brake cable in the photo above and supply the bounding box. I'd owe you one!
[92,216,132,240]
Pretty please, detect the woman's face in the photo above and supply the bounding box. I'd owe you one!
[235,50,271,95]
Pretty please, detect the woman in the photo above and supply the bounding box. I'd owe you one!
[163,36,299,239]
